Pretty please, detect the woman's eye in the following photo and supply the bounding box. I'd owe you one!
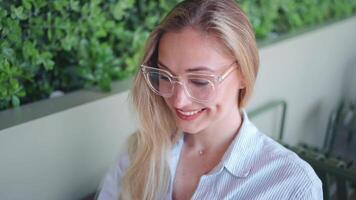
[190,79,209,86]
[159,74,170,81]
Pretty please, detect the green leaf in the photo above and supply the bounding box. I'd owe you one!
[70,0,80,12]
[17,89,26,97]
[111,0,134,20]
[10,79,20,90]
[39,52,54,70]
[0,59,11,74]
[2,47,15,60]
[0,7,8,19]
[11,6,28,20]
[6,20,22,46]
[53,1,68,12]
[23,41,38,59]
[11,95,20,107]
[99,76,111,92]
[22,1,32,10]
[62,35,78,51]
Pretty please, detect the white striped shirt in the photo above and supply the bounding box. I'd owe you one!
[98,111,323,199]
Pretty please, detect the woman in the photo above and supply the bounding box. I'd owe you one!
[98,0,323,199]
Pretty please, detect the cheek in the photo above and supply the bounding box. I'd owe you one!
[205,92,225,116]
[212,85,239,111]
[163,97,174,110]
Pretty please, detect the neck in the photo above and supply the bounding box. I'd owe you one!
[184,109,243,153]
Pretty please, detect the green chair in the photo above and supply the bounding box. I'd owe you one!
[286,144,356,200]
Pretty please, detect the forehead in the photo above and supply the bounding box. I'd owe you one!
[158,27,233,73]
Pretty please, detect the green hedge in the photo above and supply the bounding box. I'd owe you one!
[1,0,355,110]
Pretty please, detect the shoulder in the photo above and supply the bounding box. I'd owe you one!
[255,133,316,179]
[97,151,130,200]
[251,132,323,199]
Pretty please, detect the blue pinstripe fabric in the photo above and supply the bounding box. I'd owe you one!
[98,111,323,200]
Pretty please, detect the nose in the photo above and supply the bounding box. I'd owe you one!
[171,83,192,108]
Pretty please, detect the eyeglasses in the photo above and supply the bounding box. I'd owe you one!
[140,61,237,103]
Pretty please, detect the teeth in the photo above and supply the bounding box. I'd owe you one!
[177,109,202,116]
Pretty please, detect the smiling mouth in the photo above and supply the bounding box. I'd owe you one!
[175,108,206,120]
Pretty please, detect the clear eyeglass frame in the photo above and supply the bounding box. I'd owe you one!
[140,61,237,104]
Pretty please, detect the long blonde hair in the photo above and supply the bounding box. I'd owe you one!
[121,0,259,199]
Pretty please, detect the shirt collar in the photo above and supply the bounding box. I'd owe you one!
[217,110,260,178]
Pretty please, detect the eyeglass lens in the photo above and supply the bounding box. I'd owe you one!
[146,69,215,101]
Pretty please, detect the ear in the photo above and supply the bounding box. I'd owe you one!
[238,76,246,89]
[236,68,246,89]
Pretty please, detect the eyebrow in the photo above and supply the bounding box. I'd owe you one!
[157,61,215,73]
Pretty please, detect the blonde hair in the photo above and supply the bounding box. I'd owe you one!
[121,0,259,199]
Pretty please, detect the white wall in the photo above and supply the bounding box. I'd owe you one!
[248,16,356,148]
[0,16,355,200]
[0,91,136,200]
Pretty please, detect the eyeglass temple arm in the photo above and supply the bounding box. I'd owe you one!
[218,61,238,82]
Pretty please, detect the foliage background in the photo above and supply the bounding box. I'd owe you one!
[0,0,355,110]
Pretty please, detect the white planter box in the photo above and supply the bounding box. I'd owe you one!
[0,79,137,200]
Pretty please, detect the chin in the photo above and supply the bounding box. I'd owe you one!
[173,109,211,134]
[181,128,200,134]
[176,122,205,134]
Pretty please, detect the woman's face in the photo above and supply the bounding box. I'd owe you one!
[158,27,244,134]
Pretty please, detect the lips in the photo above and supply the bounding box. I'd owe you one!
[175,108,206,121]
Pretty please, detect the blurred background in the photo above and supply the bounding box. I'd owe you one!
[0,0,355,199]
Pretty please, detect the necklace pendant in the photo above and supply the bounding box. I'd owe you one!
[199,150,203,155]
